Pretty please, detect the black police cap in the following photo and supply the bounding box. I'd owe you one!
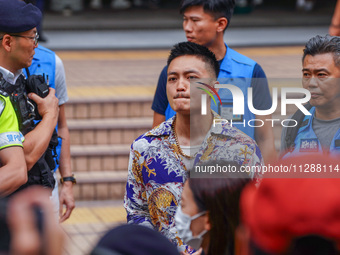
[0,0,42,33]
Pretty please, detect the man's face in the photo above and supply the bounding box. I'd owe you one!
[183,6,220,47]
[302,53,340,109]
[9,28,38,70]
[167,55,215,115]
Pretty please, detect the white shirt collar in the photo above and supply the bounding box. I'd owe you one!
[0,66,23,84]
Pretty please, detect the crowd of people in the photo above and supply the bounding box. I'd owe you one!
[0,0,339,254]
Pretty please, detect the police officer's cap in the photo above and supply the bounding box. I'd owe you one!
[0,0,42,33]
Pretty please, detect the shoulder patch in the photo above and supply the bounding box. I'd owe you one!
[299,138,319,152]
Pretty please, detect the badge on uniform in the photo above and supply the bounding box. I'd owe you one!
[299,138,319,152]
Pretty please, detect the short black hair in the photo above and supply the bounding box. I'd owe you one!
[180,0,235,29]
[303,35,340,67]
[167,41,219,78]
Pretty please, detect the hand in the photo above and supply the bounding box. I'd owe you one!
[59,181,75,223]
[180,248,203,255]
[28,87,59,122]
[7,186,64,255]
[192,248,203,255]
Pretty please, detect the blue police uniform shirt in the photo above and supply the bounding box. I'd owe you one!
[151,44,272,139]
[282,107,340,159]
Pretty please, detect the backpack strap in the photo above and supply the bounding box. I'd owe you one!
[284,102,313,153]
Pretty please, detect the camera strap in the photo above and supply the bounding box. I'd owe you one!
[25,67,31,77]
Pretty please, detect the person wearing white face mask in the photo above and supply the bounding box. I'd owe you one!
[175,206,208,252]
[175,161,251,255]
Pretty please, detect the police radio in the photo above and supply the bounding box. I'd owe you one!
[0,72,49,135]
[25,74,49,119]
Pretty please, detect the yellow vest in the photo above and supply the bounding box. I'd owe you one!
[0,94,23,150]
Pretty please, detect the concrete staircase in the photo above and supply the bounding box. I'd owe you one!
[66,95,300,200]
[65,97,153,201]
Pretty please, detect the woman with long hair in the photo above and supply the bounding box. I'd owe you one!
[175,161,252,255]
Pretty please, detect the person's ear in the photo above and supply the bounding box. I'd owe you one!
[216,17,227,33]
[204,212,211,231]
[1,34,13,52]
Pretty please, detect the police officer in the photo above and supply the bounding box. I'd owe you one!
[0,0,59,193]
[151,0,277,164]
[0,84,27,196]
[281,35,340,158]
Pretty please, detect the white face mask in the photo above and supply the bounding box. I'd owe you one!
[175,205,208,251]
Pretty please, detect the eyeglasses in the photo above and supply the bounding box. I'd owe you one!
[8,32,39,46]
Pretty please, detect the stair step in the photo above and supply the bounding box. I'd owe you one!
[71,144,130,172]
[68,117,152,145]
[75,170,127,184]
[65,97,153,119]
[71,144,130,156]
[68,117,153,130]
[67,171,128,200]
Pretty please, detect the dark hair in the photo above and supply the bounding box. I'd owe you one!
[303,35,340,67]
[167,41,219,78]
[188,161,251,255]
[180,0,235,30]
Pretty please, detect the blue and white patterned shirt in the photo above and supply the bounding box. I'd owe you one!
[124,114,263,253]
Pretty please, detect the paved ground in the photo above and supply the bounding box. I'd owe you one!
[62,200,125,254]
[59,45,305,254]
[40,3,334,50]
[43,4,333,31]
[40,26,328,50]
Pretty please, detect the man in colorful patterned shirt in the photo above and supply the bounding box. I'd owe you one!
[124,42,263,253]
